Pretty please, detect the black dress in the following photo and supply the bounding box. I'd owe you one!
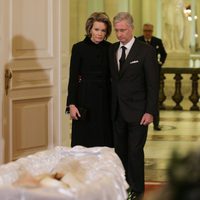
[67,37,113,147]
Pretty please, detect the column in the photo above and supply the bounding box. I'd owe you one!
[156,0,162,38]
[77,1,88,41]
[190,0,196,52]
[87,0,104,15]
[141,0,157,27]
[128,0,142,36]
[118,0,129,12]
[196,0,200,51]
[103,0,125,42]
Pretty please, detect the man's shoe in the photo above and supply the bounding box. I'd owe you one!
[154,125,161,131]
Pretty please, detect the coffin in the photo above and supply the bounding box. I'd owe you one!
[0,146,128,200]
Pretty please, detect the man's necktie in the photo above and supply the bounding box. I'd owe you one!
[119,46,126,71]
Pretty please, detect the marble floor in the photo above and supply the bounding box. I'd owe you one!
[144,110,200,182]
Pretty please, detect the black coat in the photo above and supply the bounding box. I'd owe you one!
[137,36,167,68]
[67,37,113,147]
[109,38,159,123]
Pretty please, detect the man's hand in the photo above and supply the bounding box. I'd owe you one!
[140,113,153,126]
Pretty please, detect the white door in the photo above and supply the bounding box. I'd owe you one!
[1,0,61,162]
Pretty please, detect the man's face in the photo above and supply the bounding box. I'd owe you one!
[114,20,133,45]
[143,25,153,40]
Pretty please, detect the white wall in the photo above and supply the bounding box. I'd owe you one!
[61,0,71,146]
[0,0,5,163]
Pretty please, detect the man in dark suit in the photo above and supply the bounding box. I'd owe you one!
[138,23,167,131]
[109,13,159,200]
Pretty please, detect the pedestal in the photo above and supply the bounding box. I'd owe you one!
[164,51,190,67]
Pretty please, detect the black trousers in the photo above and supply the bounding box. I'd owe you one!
[154,69,161,127]
[113,110,148,194]
[153,107,160,127]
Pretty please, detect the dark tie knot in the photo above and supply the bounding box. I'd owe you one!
[121,46,126,51]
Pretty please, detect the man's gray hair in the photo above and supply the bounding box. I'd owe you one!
[143,23,154,28]
[113,12,134,28]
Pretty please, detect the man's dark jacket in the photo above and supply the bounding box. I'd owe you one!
[137,35,167,67]
[109,38,159,123]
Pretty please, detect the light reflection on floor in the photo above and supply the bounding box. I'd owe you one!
[144,110,200,182]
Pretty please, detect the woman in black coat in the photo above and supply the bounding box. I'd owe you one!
[66,12,113,147]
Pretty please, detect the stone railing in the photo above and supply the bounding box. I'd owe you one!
[159,67,200,111]
[190,54,200,68]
